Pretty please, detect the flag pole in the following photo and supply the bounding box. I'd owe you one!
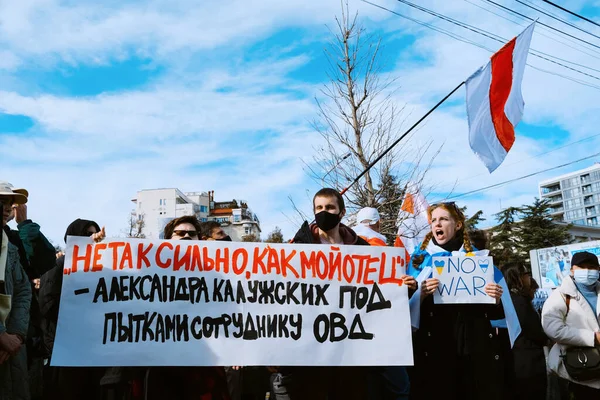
[339,80,466,196]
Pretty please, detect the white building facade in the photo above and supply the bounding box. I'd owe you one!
[132,189,261,240]
[539,163,600,227]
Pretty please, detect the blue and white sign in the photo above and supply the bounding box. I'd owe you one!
[431,256,495,304]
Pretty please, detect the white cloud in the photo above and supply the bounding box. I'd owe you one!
[1,0,599,245]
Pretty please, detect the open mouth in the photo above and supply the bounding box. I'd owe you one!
[434,229,445,239]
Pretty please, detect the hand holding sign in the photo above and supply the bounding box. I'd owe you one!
[484,283,503,303]
[421,278,439,298]
[402,275,417,291]
[432,256,496,304]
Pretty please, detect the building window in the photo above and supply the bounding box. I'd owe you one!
[245,227,252,235]
[163,199,167,206]
[200,205,208,213]
[159,199,162,205]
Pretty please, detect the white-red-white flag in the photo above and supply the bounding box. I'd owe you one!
[395,182,430,256]
[466,23,535,173]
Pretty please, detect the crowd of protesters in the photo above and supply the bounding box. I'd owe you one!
[1,181,599,400]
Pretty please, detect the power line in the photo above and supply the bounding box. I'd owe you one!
[391,0,600,80]
[440,151,600,201]
[439,132,600,191]
[482,0,600,50]
[516,0,600,41]
[361,0,497,52]
[527,64,600,90]
[541,0,600,28]
[467,0,600,61]
[361,0,600,90]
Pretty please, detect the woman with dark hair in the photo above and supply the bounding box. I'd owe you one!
[408,202,506,400]
[504,264,548,400]
[39,218,105,400]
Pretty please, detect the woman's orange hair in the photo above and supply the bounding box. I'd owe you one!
[412,202,473,268]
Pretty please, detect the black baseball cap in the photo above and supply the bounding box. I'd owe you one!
[571,251,600,268]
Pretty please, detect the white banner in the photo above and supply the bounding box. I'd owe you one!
[52,237,413,367]
[432,256,495,304]
[530,241,600,289]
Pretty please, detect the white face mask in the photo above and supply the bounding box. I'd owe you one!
[573,269,600,286]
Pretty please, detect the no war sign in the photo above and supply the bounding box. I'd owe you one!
[52,237,413,367]
[432,256,495,304]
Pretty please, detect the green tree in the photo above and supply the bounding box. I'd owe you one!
[489,206,526,268]
[242,234,261,242]
[520,198,572,253]
[488,198,572,269]
[265,227,285,243]
[460,206,485,231]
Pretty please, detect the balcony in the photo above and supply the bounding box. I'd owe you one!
[546,196,563,204]
[581,174,591,184]
[541,184,561,194]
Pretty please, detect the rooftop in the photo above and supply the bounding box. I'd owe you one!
[539,163,600,186]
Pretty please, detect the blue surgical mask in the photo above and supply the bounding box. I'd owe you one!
[573,269,600,286]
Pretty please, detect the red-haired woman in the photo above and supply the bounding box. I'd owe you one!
[407,203,506,400]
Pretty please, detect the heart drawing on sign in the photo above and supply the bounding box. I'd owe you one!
[434,260,445,275]
[478,259,490,273]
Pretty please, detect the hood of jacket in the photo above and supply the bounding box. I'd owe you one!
[63,218,101,243]
[292,221,368,245]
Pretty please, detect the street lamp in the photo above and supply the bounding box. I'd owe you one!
[321,152,352,187]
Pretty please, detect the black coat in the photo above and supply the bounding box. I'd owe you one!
[411,297,507,400]
[282,221,369,400]
[511,293,547,380]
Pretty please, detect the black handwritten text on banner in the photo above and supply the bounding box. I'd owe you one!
[52,237,413,366]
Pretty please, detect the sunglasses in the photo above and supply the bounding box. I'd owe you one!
[173,230,198,237]
[428,201,461,214]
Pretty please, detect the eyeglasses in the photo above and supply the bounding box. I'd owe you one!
[173,230,198,238]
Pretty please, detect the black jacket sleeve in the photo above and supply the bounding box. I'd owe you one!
[512,294,547,346]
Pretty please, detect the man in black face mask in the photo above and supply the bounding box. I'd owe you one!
[292,188,368,246]
[268,188,369,400]
[200,221,232,241]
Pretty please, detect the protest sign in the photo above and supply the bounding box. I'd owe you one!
[530,240,600,289]
[52,237,413,367]
[431,255,495,304]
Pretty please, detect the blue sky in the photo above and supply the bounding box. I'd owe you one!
[0,0,599,245]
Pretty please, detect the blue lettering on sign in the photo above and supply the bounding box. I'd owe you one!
[444,257,481,274]
[454,276,471,295]
[447,258,460,273]
[461,258,476,274]
[439,277,454,295]
[437,276,488,297]
[473,276,486,296]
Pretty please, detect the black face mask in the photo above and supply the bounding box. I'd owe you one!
[179,237,193,241]
[315,211,341,232]
[216,235,232,242]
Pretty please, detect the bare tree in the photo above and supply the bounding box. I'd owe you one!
[127,212,146,238]
[302,2,440,239]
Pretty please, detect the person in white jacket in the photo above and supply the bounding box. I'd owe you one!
[541,251,600,398]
